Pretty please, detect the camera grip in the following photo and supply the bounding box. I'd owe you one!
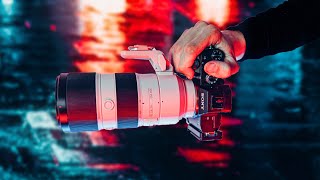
[192,45,225,86]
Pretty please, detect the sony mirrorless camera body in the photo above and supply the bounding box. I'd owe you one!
[178,45,231,141]
[55,45,232,141]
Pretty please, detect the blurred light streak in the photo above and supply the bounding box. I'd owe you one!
[1,0,14,15]
[51,144,87,164]
[74,0,127,73]
[26,111,57,129]
[2,0,13,6]
[196,0,229,27]
[79,0,127,14]
[86,131,120,147]
[88,163,140,172]
[221,116,243,127]
[74,0,173,73]
[74,61,124,73]
[174,0,239,28]
[124,0,173,53]
[177,147,230,163]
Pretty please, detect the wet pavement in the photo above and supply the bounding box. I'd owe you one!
[0,0,320,179]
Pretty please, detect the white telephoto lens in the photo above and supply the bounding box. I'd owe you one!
[56,72,196,132]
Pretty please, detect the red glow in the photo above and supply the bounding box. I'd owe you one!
[74,61,124,73]
[174,0,239,28]
[248,2,256,8]
[177,147,230,163]
[24,21,31,29]
[124,0,173,54]
[221,116,243,127]
[74,0,126,73]
[86,131,120,147]
[196,0,230,27]
[88,163,140,172]
[74,0,173,73]
[204,162,229,168]
[50,24,57,32]
[218,136,235,147]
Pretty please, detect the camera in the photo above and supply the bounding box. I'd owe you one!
[56,45,232,141]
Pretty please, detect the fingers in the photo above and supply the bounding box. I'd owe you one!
[170,22,209,73]
[170,21,222,79]
[169,28,192,70]
[178,24,222,78]
[204,60,239,79]
[204,37,239,78]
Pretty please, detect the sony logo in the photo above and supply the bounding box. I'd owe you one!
[200,92,205,110]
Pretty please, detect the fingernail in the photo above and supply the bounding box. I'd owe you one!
[206,63,217,73]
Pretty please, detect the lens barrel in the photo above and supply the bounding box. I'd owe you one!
[56,73,98,132]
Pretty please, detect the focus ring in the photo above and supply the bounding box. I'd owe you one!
[115,73,139,129]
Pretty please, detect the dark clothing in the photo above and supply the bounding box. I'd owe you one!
[228,0,320,60]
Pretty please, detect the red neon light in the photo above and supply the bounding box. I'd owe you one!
[174,0,239,28]
[88,163,140,172]
[177,147,230,163]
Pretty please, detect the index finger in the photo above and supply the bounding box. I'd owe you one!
[178,25,222,77]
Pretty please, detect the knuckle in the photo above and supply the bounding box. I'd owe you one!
[195,21,208,27]
[212,28,222,37]
[185,43,198,54]
[204,25,222,43]
[206,24,221,34]
[206,24,217,31]
[208,26,220,35]
[183,28,189,34]
[172,45,182,54]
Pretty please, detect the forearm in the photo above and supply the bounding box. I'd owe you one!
[228,0,320,60]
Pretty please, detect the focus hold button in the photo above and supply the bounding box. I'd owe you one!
[104,99,115,110]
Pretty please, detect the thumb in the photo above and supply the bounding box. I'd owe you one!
[204,60,239,79]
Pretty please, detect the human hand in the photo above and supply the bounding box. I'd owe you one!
[169,21,246,79]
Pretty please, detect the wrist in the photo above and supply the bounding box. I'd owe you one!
[221,30,246,61]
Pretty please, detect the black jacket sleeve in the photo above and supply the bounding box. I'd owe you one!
[228,0,320,60]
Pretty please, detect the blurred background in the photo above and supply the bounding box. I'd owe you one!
[1,0,320,179]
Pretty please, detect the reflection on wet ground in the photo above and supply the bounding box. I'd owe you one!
[0,0,320,179]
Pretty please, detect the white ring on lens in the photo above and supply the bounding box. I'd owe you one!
[96,73,118,130]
